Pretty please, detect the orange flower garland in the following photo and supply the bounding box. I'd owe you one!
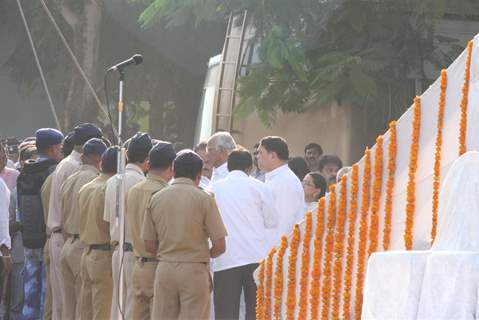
[332,176,348,319]
[431,70,447,244]
[368,135,384,257]
[297,212,313,319]
[264,247,276,320]
[342,164,359,319]
[404,96,422,250]
[320,184,337,320]
[354,148,372,319]
[309,198,326,320]
[382,121,397,251]
[286,224,301,320]
[256,259,265,320]
[458,40,473,156]
[273,236,288,320]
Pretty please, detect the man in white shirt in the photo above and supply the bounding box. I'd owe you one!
[206,132,236,183]
[257,136,305,247]
[47,123,102,320]
[0,179,12,276]
[104,132,152,320]
[209,148,277,319]
[194,142,212,189]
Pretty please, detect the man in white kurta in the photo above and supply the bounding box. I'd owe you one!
[104,132,152,320]
[209,149,278,319]
[207,132,237,183]
[257,136,304,247]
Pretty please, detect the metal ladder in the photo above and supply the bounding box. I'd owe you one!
[212,10,249,133]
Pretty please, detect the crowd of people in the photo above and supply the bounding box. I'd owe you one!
[0,124,345,320]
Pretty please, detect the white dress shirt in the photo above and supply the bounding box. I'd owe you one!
[211,162,228,183]
[209,170,278,272]
[199,175,210,190]
[0,179,11,250]
[47,150,82,231]
[104,163,145,243]
[265,164,305,246]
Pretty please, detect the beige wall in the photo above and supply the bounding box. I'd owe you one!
[232,101,366,165]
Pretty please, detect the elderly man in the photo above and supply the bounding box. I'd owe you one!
[59,138,106,320]
[47,123,102,320]
[257,136,304,246]
[206,132,237,183]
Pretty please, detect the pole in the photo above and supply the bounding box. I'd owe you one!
[115,70,127,319]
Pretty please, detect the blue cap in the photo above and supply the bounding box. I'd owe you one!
[73,123,102,146]
[82,138,107,156]
[127,132,153,160]
[35,128,64,150]
[149,141,176,168]
[174,149,203,166]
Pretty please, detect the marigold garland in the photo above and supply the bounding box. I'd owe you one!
[458,40,473,156]
[309,198,326,320]
[404,96,422,250]
[286,224,301,320]
[256,259,266,320]
[382,121,397,251]
[297,212,313,319]
[354,148,372,319]
[273,236,288,320]
[431,70,447,244]
[320,184,337,320]
[342,164,359,319]
[264,247,276,320]
[332,176,348,319]
[368,136,384,257]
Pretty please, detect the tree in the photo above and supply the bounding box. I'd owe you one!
[137,0,478,140]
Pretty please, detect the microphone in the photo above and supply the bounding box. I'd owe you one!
[108,54,143,71]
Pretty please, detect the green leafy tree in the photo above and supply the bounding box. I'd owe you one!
[137,0,478,139]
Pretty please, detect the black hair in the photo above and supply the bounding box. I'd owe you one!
[304,142,323,155]
[318,154,343,172]
[101,147,119,174]
[227,148,253,172]
[308,172,327,200]
[62,132,75,157]
[127,146,151,164]
[259,136,289,161]
[288,156,310,181]
[174,156,203,180]
[149,149,175,170]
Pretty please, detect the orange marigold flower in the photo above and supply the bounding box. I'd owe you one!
[273,236,288,320]
[264,247,276,320]
[458,40,473,156]
[368,135,384,257]
[309,198,326,320]
[382,121,397,251]
[297,212,313,319]
[404,96,422,250]
[286,224,301,320]
[256,259,266,320]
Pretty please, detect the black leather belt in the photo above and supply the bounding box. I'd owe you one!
[123,242,133,252]
[90,244,111,251]
[137,257,157,263]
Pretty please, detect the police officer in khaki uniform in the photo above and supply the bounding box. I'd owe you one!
[126,141,176,319]
[78,146,118,320]
[142,150,228,320]
[59,138,107,320]
[41,173,53,320]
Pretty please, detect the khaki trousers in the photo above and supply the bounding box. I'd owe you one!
[152,262,212,320]
[132,260,158,320]
[80,248,113,320]
[43,238,52,320]
[48,232,64,320]
[60,237,84,320]
[111,248,135,320]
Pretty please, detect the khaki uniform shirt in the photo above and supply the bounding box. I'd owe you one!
[60,164,99,235]
[126,173,168,258]
[104,163,145,244]
[48,150,81,231]
[79,174,110,245]
[141,178,227,263]
[41,174,53,234]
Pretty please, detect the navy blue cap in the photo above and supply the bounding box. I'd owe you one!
[82,138,107,156]
[73,123,102,146]
[127,132,153,159]
[35,128,64,149]
[149,141,175,168]
[174,149,203,166]
[101,146,119,174]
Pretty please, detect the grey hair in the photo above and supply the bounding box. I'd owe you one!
[207,132,237,153]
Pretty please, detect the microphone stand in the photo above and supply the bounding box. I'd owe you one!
[114,69,127,320]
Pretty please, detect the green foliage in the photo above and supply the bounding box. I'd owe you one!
[134,0,479,130]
